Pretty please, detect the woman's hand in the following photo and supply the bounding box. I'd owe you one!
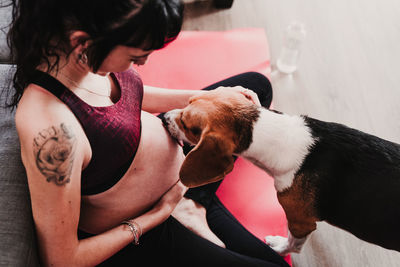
[154,180,188,212]
[213,86,262,107]
[132,180,187,236]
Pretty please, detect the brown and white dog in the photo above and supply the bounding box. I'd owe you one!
[162,88,400,255]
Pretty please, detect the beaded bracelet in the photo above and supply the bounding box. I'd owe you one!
[122,220,140,245]
[131,220,143,237]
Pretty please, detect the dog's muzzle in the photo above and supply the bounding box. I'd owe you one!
[162,111,185,147]
[161,115,168,128]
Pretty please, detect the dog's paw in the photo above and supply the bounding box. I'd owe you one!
[265,235,291,256]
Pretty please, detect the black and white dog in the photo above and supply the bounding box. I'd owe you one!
[162,88,400,255]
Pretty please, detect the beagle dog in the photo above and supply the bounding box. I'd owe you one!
[162,88,400,255]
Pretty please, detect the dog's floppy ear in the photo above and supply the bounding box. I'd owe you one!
[180,131,235,188]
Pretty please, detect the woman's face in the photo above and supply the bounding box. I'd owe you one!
[96,45,153,74]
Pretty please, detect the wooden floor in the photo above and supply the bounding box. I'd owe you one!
[182,0,400,266]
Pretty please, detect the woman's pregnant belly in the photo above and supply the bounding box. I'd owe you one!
[79,111,184,234]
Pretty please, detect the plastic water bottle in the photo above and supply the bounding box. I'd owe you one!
[277,21,306,74]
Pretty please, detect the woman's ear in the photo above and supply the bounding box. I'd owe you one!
[179,131,235,188]
[69,31,91,51]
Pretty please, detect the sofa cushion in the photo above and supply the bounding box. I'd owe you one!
[0,2,12,63]
[0,64,40,267]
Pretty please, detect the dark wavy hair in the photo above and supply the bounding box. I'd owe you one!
[6,0,183,108]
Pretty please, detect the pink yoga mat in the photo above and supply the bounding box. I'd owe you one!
[136,28,290,265]
[137,28,271,88]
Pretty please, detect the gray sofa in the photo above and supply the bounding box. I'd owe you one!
[0,3,40,267]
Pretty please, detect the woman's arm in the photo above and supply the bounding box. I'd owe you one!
[16,107,87,266]
[75,180,187,266]
[16,92,186,266]
[142,85,261,113]
[142,85,205,113]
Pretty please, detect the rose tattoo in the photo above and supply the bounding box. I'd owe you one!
[33,123,76,186]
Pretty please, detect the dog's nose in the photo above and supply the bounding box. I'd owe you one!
[161,115,168,127]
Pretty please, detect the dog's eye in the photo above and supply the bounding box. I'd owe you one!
[180,117,187,130]
[190,127,201,136]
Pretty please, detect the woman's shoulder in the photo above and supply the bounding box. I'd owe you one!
[15,83,84,144]
[19,82,59,107]
[114,67,143,87]
[115,66,140,77]
[17,83,67,119]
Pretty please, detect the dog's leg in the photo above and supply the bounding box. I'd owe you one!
[265,230,309,256]
[265,218,316,256]
[266,178,319,255]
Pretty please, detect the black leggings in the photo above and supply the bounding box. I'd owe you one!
[80,72,289,267]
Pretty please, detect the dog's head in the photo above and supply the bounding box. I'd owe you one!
[163,88,260,187]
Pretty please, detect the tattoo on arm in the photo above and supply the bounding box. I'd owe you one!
[33,123,76,186]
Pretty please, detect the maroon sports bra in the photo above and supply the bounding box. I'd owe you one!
[31,68,143,195]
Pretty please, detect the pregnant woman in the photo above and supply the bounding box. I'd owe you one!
[7,0,289,266]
